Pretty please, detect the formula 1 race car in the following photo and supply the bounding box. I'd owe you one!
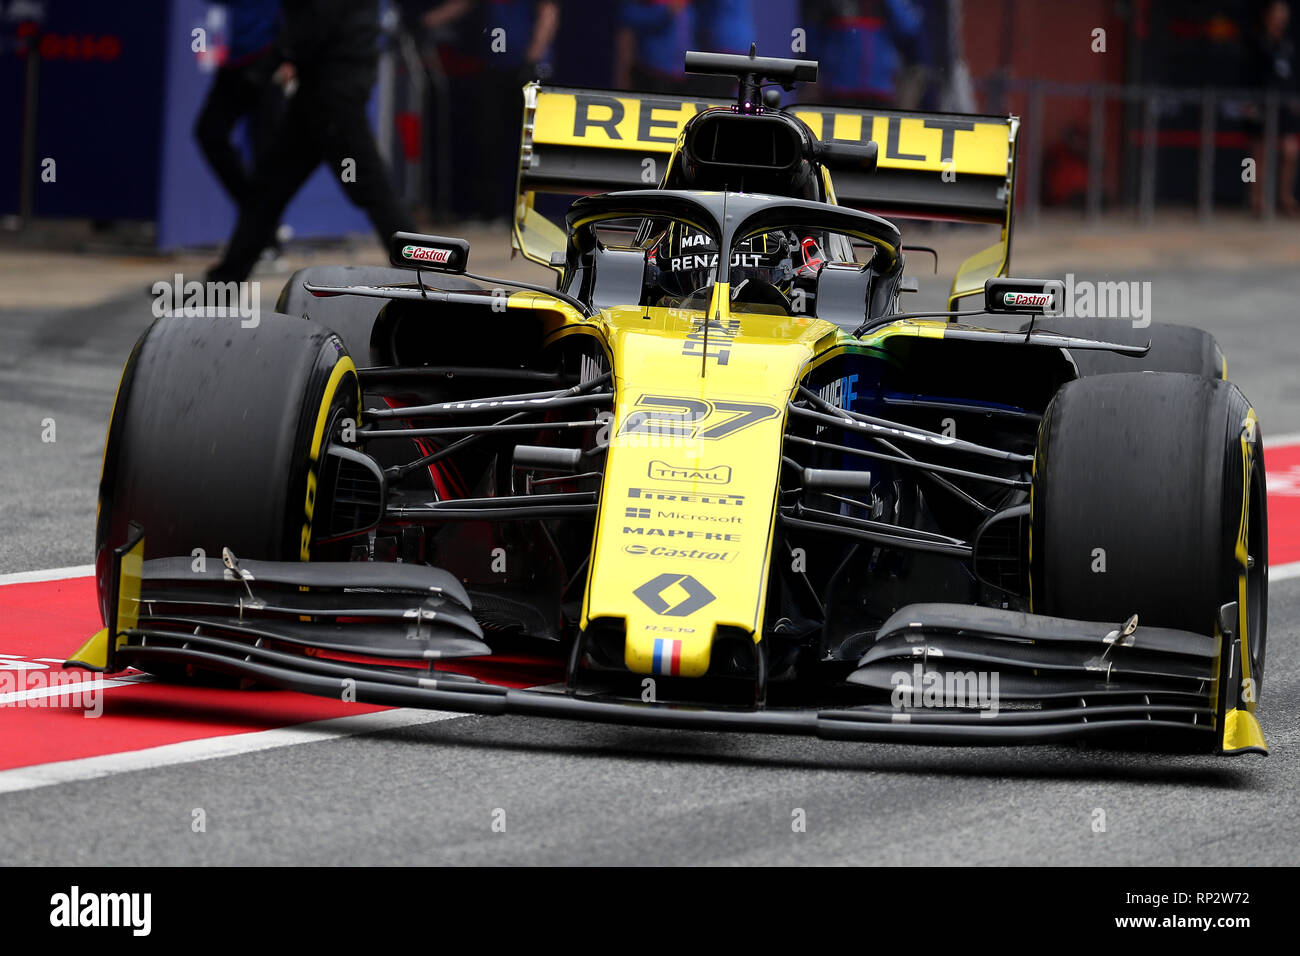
[71,51,1269,753]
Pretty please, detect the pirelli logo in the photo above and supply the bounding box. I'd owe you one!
[530,89,1011,175]
[628,487,744,506]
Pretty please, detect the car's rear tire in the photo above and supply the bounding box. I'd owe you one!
[1034,318,1225,378]
[1031,371,1266,695]
[96,312,360,620]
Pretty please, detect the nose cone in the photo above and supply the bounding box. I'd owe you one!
[581,305,832,677]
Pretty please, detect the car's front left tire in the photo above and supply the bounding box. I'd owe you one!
[96,312,360,620]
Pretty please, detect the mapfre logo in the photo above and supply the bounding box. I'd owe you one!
[647,461,731,484]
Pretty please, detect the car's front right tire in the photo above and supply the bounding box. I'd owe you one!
[1030,371,1266,698]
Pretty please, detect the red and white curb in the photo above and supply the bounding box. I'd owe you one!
[0,709,462,796]
[1267,432,1300,580]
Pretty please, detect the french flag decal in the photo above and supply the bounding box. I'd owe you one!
[652,638,683,676]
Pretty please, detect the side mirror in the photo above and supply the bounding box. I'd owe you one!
[985,277,1064,314]
[389,232,470,273]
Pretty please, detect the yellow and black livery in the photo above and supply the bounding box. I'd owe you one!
[73,51,1267,754]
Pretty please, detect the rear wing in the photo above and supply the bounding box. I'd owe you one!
[513,84,1020,307]
[513,84,726,269]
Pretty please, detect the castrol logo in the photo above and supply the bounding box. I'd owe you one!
[401,245,453,264]
[1003,291,1053,308]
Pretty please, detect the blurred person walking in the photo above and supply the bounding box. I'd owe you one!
[1248,0,1299,216]
[688,0,755,96]
[802,0,924,107]
[207,0,412,283]
[614,0,694,94]
[419,0,559,223]
[194,1,284,214]
[693,0,755,54]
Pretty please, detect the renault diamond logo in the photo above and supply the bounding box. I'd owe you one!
[633,573,716,617]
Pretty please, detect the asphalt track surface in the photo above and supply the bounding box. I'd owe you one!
[1,227,1297,865]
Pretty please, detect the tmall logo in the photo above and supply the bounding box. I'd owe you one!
[648,460,732,484]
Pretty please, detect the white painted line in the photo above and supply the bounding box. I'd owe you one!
[1266,433,1300,448]
[1272,562,1300,583]
[0,565,94,586]
[0,676,138,706]
[0,707,467,796]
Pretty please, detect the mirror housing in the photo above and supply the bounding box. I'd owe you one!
[985,277,1064,314]
[390,232,470,273]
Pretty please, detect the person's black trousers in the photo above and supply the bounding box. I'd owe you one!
[208,70,411,283]
[194,59,281,205]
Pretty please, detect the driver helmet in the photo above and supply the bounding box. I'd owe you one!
[648,223,827,309]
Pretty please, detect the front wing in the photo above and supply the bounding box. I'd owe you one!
[67,528,1266,754]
